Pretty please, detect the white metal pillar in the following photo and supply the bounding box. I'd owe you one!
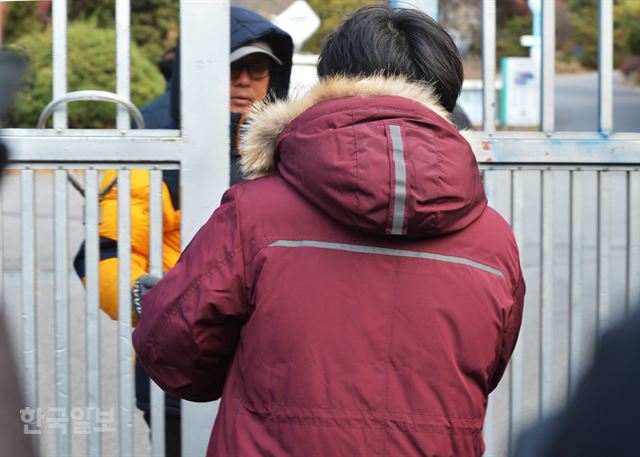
[179,1,230,456]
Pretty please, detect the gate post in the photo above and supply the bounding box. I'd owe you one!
[179,1,230,455]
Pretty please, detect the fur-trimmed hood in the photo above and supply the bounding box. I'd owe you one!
[240,76,452,179]
[239,76,486,237]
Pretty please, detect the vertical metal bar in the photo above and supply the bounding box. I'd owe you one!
[509,170,525,455]
[597,171,611,337]
[483,397,495,457]
[483,169,495,207]
[483,168,513,455]
[117,169,133,456]
[54,169,71,454]
[598,0,613,134]
[52,0,68,129]
[482,169,513,457]
[21,169,37,411]
[482,0,496,132]
[180,1,229,454]
[506,170,514,225]
[115,0,131,129]
[148,169,166,457]
[569,171,584,395]
[541,0,555,132]
[628,171,640,314]
[0,186,4,319]
[84,169,101,457]
[540,170,554,414]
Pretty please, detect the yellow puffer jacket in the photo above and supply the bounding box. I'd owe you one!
[73,169,181,320]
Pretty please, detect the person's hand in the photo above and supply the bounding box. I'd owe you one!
[132,274,162,321]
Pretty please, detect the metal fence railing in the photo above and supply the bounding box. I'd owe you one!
[1,0,229,456]
[473,2,640,455]
[480,166,640,456]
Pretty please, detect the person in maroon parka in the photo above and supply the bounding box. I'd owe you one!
[133,5,525,456]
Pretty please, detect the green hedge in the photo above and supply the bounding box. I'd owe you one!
[497,15,532,62]
[628,26,640,56]
[569,0,640,69]
[8,20,165,128]
[302,0,376,54]
[5,0,179,69]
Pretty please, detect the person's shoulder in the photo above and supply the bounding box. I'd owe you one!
[141,91,170,112]
[461,204,515,244]
[140,92,171,129]
[231,175,319,225]
[482,205,515,235]
[233,175,292,204]
[465,205,522,282]
[98,169,151,202]
[118,169,152,201]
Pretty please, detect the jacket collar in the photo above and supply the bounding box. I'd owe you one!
[239,75,454,180]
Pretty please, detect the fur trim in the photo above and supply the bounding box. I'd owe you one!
[239,75,452,180]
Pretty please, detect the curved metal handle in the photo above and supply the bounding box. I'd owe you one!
[37,91,143,199]
[37,90,145,129]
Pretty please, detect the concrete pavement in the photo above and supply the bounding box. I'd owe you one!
[555,71,640,132]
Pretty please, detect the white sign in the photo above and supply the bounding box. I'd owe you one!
[520,35,540,48]
[501,57,540,127]
[288,53,319,99]
[273,0,321,50]
[391,0,439,20]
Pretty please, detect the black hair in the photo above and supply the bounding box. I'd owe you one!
[317,5,463,113]
[159,47,176,82]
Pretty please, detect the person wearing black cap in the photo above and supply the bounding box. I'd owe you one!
[227,7,293,184]
[229,39,283,114]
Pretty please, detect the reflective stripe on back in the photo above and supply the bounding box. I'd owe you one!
[269,240,504,278]
[389,125,407,235]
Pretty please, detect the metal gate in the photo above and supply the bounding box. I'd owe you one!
[1,1,228,456]
[475,2,640,456]
[0,1,638,457]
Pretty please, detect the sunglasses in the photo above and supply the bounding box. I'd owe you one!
[230,62,270,80]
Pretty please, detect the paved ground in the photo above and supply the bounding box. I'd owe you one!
[555,71,640,132]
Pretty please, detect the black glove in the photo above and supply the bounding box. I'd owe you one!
[132,274,161,320]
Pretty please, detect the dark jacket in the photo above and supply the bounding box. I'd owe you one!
[452,104,472,130]
[133,75,525,456]
[139,88,172,130]
[1,73,35,453]
[0,320,36,457]
[0,142,36,457]
[515,307,640,457]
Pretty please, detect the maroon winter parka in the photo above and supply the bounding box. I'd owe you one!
[133,76,525,457]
